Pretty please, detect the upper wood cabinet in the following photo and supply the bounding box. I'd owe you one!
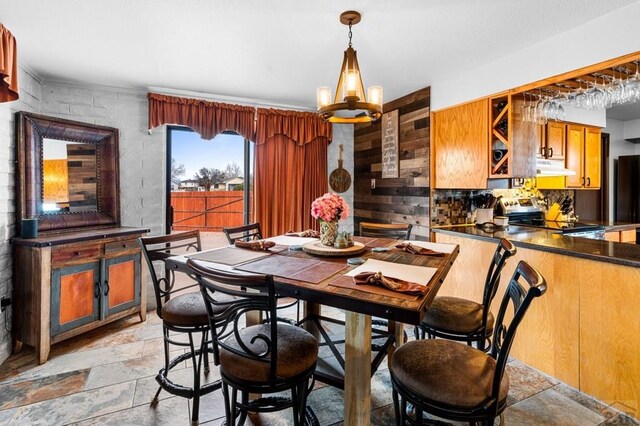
[433,99,489,189]
[584,127,602,189]
[539,121,566,160]
[566,125,601,189]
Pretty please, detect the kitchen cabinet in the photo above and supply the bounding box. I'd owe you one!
[12,227,147,364]
[604,229,637,244]
[538,121,566,160]
[566,125,601,189]
[433,98,489,189]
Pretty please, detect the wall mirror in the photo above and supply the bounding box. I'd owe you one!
[16,112,120,234]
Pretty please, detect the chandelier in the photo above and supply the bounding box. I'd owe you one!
[317,11,383,124]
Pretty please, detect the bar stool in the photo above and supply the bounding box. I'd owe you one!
[391,260,547,425]
[188,259,319,426]
[140,231,224,426]
[417,238,516,351]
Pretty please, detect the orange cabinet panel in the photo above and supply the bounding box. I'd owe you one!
[51,262,100,335]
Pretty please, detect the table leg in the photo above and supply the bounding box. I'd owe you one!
[345,311,371,426]
[386,320,405,364]
[303,301,321,340]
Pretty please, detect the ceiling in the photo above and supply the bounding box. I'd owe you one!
[1,0,638,109]
[608,102,640,121]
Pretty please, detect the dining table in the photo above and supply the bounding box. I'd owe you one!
[165,234,459,426]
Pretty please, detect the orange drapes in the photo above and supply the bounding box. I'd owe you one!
[147,93,255,141]
[254,109,331,237]
[0,24,18,103]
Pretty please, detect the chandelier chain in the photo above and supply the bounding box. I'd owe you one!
[348,22,353,48]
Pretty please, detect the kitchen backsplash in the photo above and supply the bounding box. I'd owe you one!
[430,180,576,226]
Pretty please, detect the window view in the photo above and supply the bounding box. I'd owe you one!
[168,128,254,247]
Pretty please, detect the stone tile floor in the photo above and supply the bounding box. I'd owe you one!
[0,305,638,426]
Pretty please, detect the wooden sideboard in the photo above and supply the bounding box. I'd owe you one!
[12,227,149,364]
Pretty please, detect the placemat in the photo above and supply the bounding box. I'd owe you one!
[329,275,422,301]
[235,255,347,284]
[186,246,273,266]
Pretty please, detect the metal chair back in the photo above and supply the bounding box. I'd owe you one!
[139,230,201,318]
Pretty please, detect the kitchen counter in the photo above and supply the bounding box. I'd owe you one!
[431,224,640,267]
[584,220,640,232]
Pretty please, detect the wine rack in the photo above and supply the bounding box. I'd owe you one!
[489,94,511,177]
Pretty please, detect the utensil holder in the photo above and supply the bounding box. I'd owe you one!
[476,208,494,225]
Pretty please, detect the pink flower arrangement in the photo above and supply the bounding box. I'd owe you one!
[310,192,349,222]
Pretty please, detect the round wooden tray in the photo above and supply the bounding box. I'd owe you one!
[301,241,366,257]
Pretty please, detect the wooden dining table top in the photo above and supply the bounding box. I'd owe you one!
[167,236,459,325]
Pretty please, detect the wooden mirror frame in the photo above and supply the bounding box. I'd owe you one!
[16,112,120,234]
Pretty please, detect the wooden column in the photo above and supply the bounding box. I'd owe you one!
[345,311,372,425]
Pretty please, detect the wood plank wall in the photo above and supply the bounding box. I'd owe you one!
[353,87,430,239]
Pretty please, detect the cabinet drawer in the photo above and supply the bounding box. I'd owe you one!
[52,245,101,265]
[105,239,139,254]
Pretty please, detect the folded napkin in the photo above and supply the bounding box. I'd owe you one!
[234,240,276,251]
[353,271,428,296]
[284,229,320,238]
[394,242,446,257]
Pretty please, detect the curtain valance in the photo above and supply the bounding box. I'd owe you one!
[255,108,332,146]
[148,93,255,141]
[0,24,19,103]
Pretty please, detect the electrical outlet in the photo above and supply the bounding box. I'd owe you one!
[0,297,11,312]
[370,179,375,189]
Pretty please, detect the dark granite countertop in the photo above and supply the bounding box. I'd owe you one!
[583,221,640,232]
[431,224,640,268]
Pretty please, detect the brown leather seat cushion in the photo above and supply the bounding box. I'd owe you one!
[390,339,509,408]
[220,323,318,383]
[161,291,232,327]
[422,296,494,335]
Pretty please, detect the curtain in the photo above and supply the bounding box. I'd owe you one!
[147,93,255,140]
[254,108,332,237]
[0,24,18,103]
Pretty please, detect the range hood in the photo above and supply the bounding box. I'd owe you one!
[536,159,576,177]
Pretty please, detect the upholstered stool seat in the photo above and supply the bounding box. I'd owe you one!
[161,292,209,327]
[417,238,516,351]
[391,260,547,425]
[220,323,318,383]
[391,339,508,408]
[422,296,495,335]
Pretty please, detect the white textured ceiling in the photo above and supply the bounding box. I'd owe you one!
[608,102,640,121]
[1,0,638,108]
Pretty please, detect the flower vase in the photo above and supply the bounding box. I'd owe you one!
[319,220,339,246]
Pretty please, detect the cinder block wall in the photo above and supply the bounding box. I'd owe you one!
[0,67,42,363]
[40,82,165,236]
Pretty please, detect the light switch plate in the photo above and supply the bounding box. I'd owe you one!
[371,179,375,189]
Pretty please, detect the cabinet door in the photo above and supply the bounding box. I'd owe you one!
[433,99,488,189]
[584,127,601,189]
[546,122,566,159]
[51,262,100,335]
[537,124,547,158]
[102,254,141,318]
[566,125,585,188]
